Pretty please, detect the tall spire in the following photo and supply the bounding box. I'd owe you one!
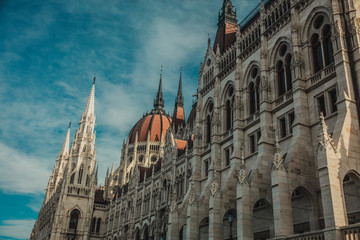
[58,122,71,159]
[82,77,96,118]
[175,70,184,107]
[172,70,185,133]
[153,66,165,110]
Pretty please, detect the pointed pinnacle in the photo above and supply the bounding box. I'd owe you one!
[175,70,184,107]
[153,66,165,110]
[83,81,95,118]
[58,124,71,158]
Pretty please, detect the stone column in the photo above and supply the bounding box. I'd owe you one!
[271,165,293,238]
[317,116,346,240]
[186,186,199,240]
[209,186,222,240]
[237,179,252,240]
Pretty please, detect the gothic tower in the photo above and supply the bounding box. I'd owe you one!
[50,80,98,240]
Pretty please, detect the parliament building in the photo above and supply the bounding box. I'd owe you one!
[30,0,360,239]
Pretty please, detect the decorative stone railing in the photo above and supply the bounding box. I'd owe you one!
[309,63,336,86]
[286,230,325,240]
[246,111,260,125]
[275,90,293,107]
[341,223,360,240]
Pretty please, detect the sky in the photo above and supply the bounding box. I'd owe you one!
[0,0,259,239]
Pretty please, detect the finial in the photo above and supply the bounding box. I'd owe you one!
[68,122,71,128]
[208,34,211,47]
[160,65,163,78]
[93,76,96,85]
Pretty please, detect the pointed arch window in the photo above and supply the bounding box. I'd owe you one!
[248,67,260,115]
[69,209,80,229]
[285,54,292,91]
[249,82,256,115]
[275,44,293,97]
[85,175,90,187]
[78,165,84,184]
[323,25,334,66]
[205,102,213,144]
[96,218,101,233]
[311,34,323,73]
[310,15,334,73]
[91,217,96,233]
[225,85,234,131]
[70,173,75,184]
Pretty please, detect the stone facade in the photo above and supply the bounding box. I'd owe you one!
[31,0,360,239]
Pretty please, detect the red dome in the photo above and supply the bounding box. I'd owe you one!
[128,111,172,144]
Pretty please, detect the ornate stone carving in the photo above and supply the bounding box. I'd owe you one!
[318,113,336,152]
[273,134,284,169]
[210,180,219,196]
[238,148,247,184]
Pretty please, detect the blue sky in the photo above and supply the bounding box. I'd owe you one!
[0,0,259,239]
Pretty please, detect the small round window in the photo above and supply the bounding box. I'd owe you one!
[251,68,258,78]
[208,102,214,112]
[314,15,324,29]
[151,156,157,162]
[279,44,287,57]
[228,86,234,97]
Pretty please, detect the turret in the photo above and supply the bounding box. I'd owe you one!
[213,0,238,54]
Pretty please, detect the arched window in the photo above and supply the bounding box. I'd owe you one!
[96,218,101,233]
[70,173,75,184]
[78,165,84,184]
[225,85,234,131]
[253,199,274,239]
[206,115,211,143]
[277,61,286,96]
[285,54,292,91]
[91,217,96,233]
[69,209,80,229]
[248,67,260,114]
[275,44,293,96]
[226,100,232,130]
[255,77,260,110]
[311,34,323,73]
[291,187,315,233]
[199,217,209,239]
[223,209,237,239]
[249,82,256,115]
[179,225,186,240]
[309,15,334,73]
[343,172,360,224]
[323,25,334,66]
[86,175,90,187]
[163,179,167,203]
[204,101,214,144]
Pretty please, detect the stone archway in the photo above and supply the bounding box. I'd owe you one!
[343,171,360,224]
[253,199,274,240]
[291,187,315,233]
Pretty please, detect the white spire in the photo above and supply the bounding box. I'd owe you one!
[58,122,71,159]
[82,78,96,119]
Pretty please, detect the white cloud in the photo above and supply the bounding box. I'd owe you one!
[0,143,50,194]
[0,219,35,240]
